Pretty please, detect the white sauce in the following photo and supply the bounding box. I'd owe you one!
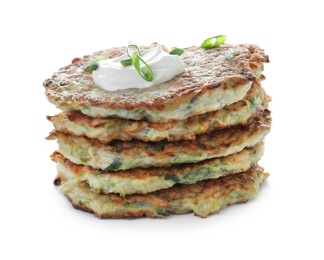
[92,44,185,91]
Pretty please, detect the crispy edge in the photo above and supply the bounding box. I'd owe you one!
[47,80,267,143]
[44,44,268,113]
[59,164,269,219]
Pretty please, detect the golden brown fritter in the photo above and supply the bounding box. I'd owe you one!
[58,164,269,218]
[47,80,268,143]
[48,109,271,171]
[51,143,264,195]
[44,43,269,122]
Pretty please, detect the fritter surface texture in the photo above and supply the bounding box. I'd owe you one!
[59,164,269,218]
[51,143,264,195]
[44,44,268,122]
[48,81,267,143]
[50,109,271,171]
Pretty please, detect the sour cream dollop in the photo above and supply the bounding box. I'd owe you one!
[92,44,185,91]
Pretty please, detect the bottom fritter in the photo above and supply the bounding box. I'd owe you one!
[58,164,269,218]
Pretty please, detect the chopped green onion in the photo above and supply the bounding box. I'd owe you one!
[120,43,154,81]
[169,48,184,56]
[105,157,122,171]
[183,167,211,182]
[126,43,141,57]
[120,58,133,67]
[132,53,153,82]
[201,35,227,49]
[95,57,109,62]
[84,59,99,71]
[164,174,180,183]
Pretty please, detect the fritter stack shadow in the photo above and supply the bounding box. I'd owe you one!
[44,43,271,218]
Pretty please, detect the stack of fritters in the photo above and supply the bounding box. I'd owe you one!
[44,43,271,218]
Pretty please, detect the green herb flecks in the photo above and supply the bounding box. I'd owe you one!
[201,35,227,49]
[84,57,108,71]
[190,96,198,104]
[80,157,87,164]
[249,94,260,110]
[156,207,169,215]
[84,59,99,71]
[164,174,180,183]
[169,48,184,56]
[105,157,122,171]
[119,188,126,197]
[183,167,211,182]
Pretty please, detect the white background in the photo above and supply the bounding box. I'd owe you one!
[1,0,323,259]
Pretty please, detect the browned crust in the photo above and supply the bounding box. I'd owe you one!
[50,143,262,182]
[51,109,270,169]
[62,164,269,219]
[44,43,268,115]
[47,80,266,143]
[67,190,172,219]
[69,198,171,219]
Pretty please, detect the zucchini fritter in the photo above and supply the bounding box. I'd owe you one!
[48,81,267,143]
[44,44,268,122]
[50,110,271,171]
[51,143,264,195]
[59,164,269,218]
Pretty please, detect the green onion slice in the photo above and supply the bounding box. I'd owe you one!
[95,57,108,62]
[126,43,141,57]
[201,35,227,49]
[84,59,99,71]
[105,157,122,171]
[169,48,184,56]
[132,53,153,82]
[120,58,133,67]
[120,43,154,81]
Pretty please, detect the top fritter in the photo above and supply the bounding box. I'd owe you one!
[44,44,269,123]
